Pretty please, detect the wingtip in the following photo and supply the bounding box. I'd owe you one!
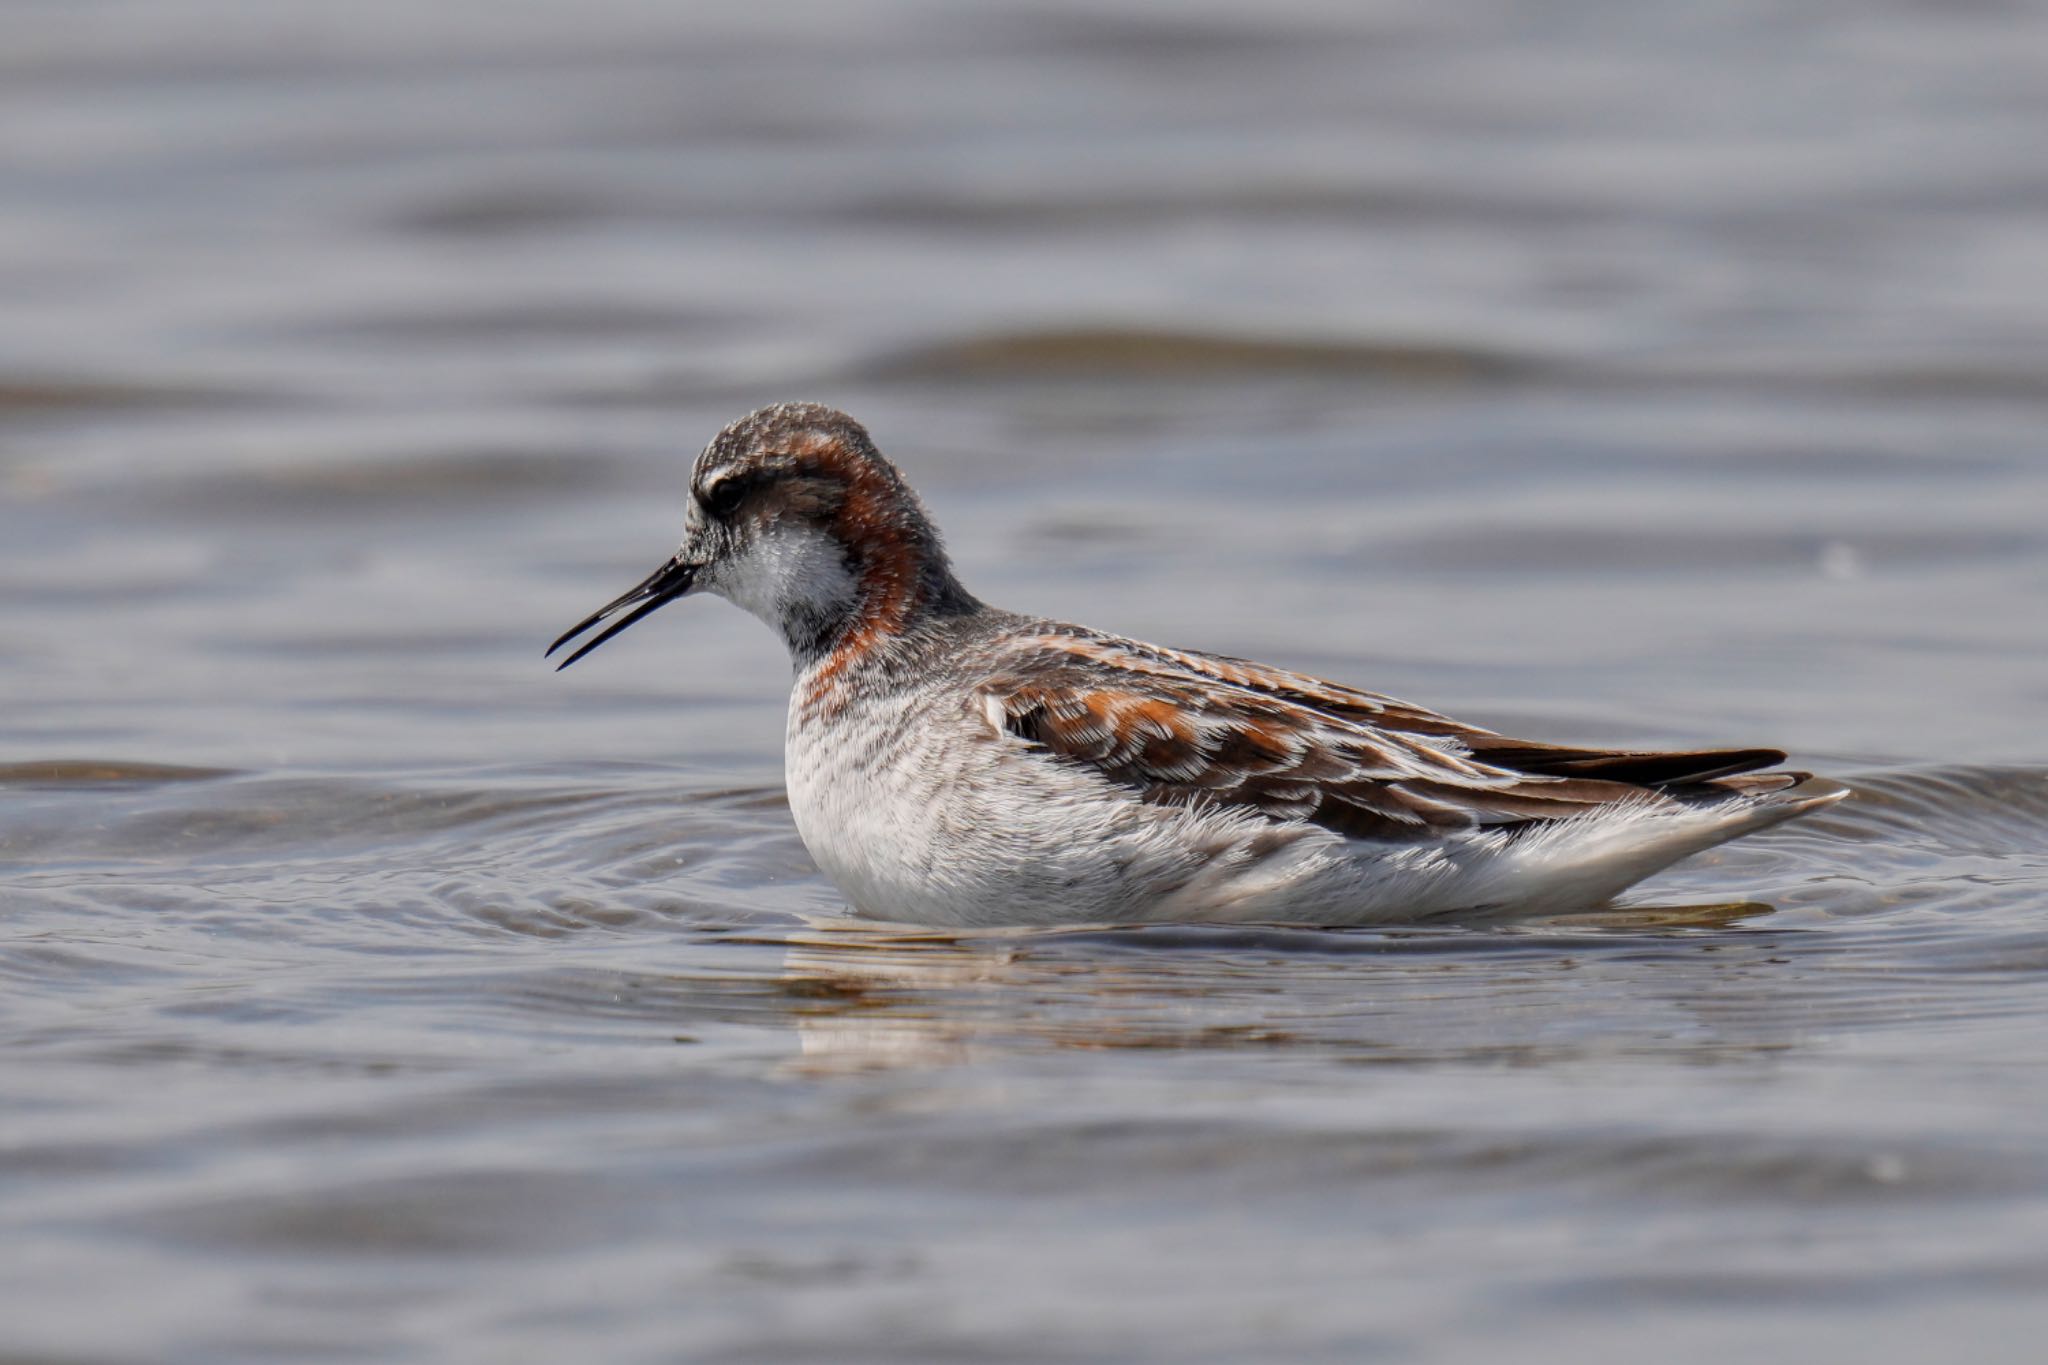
[1735,774,1851,826]
[1780,775,1853,809]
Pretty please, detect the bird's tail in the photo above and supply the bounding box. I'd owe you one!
[1469,776,1850,916]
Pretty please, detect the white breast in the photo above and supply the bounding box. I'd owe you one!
[781,676,1363,927]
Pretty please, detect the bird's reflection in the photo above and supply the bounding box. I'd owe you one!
[764,901,1782,1075]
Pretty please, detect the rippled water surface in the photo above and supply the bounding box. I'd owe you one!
[5,2,2048,1360]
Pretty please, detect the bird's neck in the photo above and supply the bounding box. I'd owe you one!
[785,523,977,699]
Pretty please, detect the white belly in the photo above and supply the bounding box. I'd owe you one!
[782,686,1339,927]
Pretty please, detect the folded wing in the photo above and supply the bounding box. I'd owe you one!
[976,626,1804,842]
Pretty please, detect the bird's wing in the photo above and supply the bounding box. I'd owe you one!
[973,626,1698,841]
[1024,627,1795,789]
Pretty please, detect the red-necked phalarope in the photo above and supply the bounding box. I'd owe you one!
[548,402,1845,927]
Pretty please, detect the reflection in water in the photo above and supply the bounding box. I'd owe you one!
[776,901,1789,1075]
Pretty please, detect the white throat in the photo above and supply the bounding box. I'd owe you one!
[703,524,860,659]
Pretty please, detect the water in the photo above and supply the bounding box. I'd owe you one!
[4,2,2048,1359]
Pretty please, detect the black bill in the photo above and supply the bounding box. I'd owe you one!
[545,555,699,670]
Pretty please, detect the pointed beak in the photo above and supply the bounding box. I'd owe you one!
[546,554,700,670]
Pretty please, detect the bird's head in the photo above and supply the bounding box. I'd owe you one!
[548,403,971,671]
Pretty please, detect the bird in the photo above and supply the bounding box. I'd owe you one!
[548,402,1846,928]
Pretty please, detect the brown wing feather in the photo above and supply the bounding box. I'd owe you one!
[1459,739,1793,788]
[979,633,1664,841]
[996,683,1488,837]
[980,626,1798,841]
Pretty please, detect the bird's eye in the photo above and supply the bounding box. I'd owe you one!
[701,477,750,518]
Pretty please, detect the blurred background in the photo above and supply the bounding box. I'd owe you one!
[4,2,2047,1362]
